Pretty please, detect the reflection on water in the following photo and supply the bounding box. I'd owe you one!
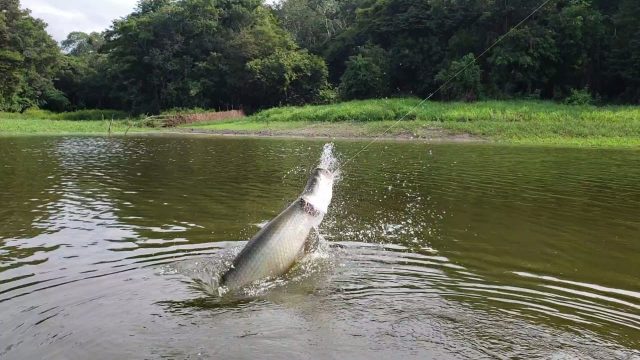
[0,136,639,359]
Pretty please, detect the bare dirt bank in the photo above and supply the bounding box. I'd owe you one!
[170,125,486,143]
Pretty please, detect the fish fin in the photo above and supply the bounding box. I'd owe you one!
[303,226,321,255]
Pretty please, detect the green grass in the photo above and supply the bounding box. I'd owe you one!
[2,100,640,147]
[187,99,640,147]
[0,118,148,135]
[0,109,143,135]
[0,108,129,121]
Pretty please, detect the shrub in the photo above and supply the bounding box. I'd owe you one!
[338,45,390,100]
[41,88,71,112]
[435,53,482,101]
[564,87,594,105]
[317,87,338,104]
[53,109,129,120]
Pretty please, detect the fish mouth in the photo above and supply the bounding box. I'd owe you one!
[301,166,334,214]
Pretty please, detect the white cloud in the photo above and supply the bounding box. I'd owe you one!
[21,0,137,42]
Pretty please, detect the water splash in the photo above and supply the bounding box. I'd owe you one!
[319,143,340,173]
[159,246,241,296]
[168,145,343,298]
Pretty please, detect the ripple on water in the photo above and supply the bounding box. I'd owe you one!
[0,137,639,359]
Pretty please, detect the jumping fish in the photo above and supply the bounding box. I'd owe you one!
[220,167,334,290]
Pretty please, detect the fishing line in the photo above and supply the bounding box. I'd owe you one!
[342,0,554,166]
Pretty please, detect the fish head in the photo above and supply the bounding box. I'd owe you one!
[301,167,334,214]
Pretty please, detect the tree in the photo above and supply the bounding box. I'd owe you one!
[61,31,104,56]
[338,45,389,100]
[547,0,605,99]
[0,0,62,112]
[102,0,325,113]
[324,0,486,95]
[247,49,329,106]
[608,0,640,102]
[9,0,640,111]
[435,53,481,101]
[294,0,637,103]
[55,32,112,110]
[486,25,558,97]
[273,0,366,53]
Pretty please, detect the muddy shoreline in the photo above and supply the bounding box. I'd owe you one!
[168,127,487,143]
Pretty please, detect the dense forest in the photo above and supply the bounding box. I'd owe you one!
[1,0,639,114]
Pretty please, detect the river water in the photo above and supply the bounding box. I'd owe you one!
[0,136,638,359]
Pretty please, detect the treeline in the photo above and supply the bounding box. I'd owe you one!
[1,0,639,114]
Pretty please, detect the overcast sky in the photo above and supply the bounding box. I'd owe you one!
[21,0,138,42]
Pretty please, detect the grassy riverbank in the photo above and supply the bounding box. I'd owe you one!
[0,118,144,135]
[0,109,142,135]
[185,99,640,147]
[2,100,640,147]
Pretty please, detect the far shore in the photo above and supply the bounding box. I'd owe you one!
[1,99,639,148]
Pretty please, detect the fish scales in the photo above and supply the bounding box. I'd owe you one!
[220,168,334,290]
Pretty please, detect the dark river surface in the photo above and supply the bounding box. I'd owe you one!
[0,136,638,359]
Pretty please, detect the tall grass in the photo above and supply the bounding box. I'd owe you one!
[191,98,640,147]
[0,108,139,135]
[0,109,129,121]
[250,98,640,124]
[0,119,142,135]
